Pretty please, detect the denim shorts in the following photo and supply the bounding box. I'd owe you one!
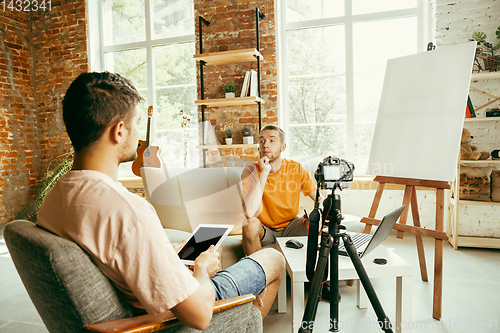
[211,257,266,300]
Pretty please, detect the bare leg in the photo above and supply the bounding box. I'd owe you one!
[242,217,265,255]
[248,248,285,319]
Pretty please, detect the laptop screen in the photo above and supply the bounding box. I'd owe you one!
[361,205,406,257]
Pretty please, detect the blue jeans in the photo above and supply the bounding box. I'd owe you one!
[211,257,266,300]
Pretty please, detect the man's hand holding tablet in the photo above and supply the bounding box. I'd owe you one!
[194,245,220,278]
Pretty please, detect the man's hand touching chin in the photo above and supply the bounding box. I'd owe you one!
[258,156,272,173]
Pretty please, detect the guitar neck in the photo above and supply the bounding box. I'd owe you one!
[145,117,151,148]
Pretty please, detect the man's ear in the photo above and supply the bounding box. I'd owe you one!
[110,121,126,144]
[281,142,286,152]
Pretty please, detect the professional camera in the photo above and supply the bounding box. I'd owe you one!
[314,156,355,189]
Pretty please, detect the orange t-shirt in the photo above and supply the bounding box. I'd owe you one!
[241,159,316,230]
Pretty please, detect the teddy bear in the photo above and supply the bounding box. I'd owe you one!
[460,128,490,160]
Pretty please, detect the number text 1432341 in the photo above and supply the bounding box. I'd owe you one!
[2,0,51,11]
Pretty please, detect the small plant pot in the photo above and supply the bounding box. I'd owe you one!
[225,138,233,145]
[243,136,254,144]
[225,92,235,98]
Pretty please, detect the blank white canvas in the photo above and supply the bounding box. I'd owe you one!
[366,42,476,182]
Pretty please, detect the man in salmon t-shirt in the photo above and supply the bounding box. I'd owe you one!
[37,72,285,330]
[241,125,320,256]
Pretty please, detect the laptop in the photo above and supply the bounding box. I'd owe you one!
[338,205,406,258]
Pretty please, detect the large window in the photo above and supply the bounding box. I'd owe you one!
[89,0,198,175]
[279,0,429,175]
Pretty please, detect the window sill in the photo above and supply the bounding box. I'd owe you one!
[118,177,143,189]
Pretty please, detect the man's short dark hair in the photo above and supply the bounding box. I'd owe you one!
[260,125,285,143]
[62,72,143,152]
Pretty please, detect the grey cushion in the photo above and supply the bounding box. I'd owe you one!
[4,220,262,333]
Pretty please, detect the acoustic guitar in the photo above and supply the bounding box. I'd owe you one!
[132,106,161,177]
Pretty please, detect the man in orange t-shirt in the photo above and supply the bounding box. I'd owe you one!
[241,125,320,255]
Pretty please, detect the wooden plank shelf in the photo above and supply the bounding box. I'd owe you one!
[465,117,500,122]
[193,48,263,66]
[471,72,500,80]
[449,236,500,249]
[459,159,500,165]
[197,144,258,149]
[449,199,500,206]
[195,96,264,107]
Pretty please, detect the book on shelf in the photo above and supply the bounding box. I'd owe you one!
[202,121,220,146]
[240,71,251,97]
[466,95,476,118]
[249,70,258,97]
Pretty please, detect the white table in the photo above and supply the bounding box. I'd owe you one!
[276,236,412,333]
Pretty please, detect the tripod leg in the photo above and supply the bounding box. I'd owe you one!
[330,230,340,332]
[299,235,333,333]
[343,235,394,333]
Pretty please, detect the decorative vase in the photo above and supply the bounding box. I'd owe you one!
[225,92,235,98]
[243,136,254,144]
[225,138,233,145]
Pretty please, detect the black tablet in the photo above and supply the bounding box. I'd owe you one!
[177,224,233,265]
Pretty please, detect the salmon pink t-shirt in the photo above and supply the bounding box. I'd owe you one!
[37,170,199,315]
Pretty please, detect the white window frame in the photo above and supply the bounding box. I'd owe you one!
[87,0,197,176]
[276,0,433,169]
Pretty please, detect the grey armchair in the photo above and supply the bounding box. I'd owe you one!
[4,220,262,333]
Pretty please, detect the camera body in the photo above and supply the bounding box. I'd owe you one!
[315,156,355,189]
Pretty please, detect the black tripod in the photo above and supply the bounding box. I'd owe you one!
[299,183,393,333]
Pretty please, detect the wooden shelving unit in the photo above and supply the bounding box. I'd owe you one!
[195,9,265,167]
[447,76,500,249]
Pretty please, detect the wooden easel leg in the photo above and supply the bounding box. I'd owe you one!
[396,186,413,239]
[363,182,385,234]
[410,186,428,282]
[433,189,445,320]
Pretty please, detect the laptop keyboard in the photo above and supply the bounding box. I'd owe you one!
[338,232,372,254]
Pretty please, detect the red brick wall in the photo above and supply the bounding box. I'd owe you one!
[194,0,278,165]
[0,11,38,224]
[0,1,88,224]
[32,0,88,170]
[1,0,276,222]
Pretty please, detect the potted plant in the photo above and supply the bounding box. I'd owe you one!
[15,151,74,222]
[222,125,233,145]
[224,82,237,98]
[471,26,500,71]
[242,125,254,144]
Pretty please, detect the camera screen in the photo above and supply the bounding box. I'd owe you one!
[324,165,342,180]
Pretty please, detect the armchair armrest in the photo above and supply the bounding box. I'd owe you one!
[84,294,256,333]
